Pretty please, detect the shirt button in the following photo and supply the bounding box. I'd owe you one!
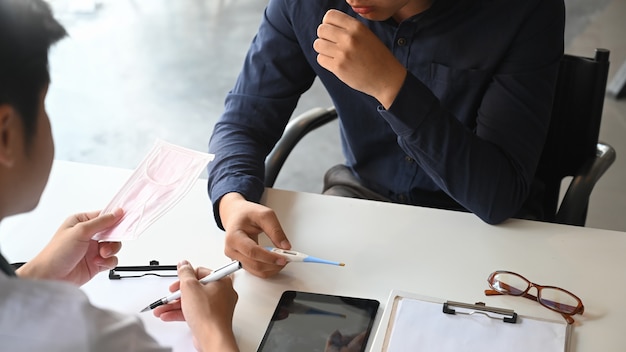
[397,38,407,46]
[405,156,413,163]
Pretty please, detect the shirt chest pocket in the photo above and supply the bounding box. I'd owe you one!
[427,63,492,119]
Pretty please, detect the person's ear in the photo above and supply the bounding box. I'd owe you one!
[0,104,19,168]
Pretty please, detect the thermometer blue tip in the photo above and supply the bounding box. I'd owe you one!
[303,256,345,266]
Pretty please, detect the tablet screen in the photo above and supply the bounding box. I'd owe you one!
[257,290,379,352]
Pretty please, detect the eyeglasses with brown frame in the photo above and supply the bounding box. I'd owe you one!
[485,270,584,324]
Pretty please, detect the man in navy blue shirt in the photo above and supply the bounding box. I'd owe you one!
[208,0,565,277]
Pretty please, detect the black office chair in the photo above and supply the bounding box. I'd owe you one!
[265,49,616,227]
[535,48,615,226]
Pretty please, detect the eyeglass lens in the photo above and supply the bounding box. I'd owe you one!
[490,272,580,314]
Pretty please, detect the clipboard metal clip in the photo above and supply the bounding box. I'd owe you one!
[108,260,178,280]
[443,300,518,324]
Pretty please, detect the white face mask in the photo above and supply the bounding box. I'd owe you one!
[93,140,214,241]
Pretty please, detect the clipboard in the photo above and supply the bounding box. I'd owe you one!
[369,290,571,352]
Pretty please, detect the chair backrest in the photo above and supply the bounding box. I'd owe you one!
[534,49,610,222]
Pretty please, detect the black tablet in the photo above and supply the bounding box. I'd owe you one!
[257,290,380,352]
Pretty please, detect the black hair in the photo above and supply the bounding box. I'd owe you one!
[0,0,67,145]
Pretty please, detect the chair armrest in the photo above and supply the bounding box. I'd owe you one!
[264,107,338,187]
[556,142,617,226]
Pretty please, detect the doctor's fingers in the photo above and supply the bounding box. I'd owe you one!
[166,265,209,294]
[63,208,124,240]
[166,267,236,297]
[94,255,118,271]
[98,241,122,258]
[153,301,184,322]
[166,266,209,293]
[62,210,101,226]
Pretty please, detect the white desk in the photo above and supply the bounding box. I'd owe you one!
[1,160,625,351]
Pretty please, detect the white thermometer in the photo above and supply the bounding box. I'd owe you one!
[266,247,345,266]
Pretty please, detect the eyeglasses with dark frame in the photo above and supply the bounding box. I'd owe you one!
[485,270,584,324]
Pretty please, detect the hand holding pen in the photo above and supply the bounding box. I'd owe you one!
[142,260,242,312]
[152,260,239,352]
[142,248,344,312]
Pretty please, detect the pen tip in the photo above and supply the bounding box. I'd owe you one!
[140,306,151,313]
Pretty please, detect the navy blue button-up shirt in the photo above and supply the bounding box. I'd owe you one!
[208,0,565,226]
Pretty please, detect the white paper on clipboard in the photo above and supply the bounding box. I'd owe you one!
[369,290,571,352]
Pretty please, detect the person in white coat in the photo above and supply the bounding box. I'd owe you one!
[0,0,239,350]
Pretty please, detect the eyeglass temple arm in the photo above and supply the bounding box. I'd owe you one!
[484,289,575,324]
